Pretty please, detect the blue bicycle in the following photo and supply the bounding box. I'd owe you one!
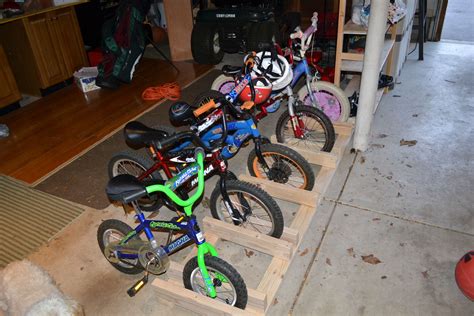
[168,70,316,191]
[99,138,248,308]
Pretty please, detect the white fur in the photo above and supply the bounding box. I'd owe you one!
[0,260,82,316]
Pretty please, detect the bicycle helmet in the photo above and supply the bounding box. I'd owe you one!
[252,50,293,91]
[238,77,272,105]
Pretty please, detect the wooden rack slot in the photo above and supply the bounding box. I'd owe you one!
[151,123,355,315]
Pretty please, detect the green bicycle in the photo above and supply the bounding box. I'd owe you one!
[98,134,248,308]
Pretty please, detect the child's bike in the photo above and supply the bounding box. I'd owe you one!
[212,12,350,124]
[99,142,248,308]
[109,118,284,238]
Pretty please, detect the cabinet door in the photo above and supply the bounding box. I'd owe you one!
[24,14,68,88]
[0,46,21,108]
[50,8,88,76]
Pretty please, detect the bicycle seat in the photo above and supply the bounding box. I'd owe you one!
[222,65,241,76]
[124,121,172,148]
[106,174,148,204]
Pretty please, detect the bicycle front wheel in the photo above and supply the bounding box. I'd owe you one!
[210,74,236,95]
[183,255,248,309]
[247,143,315,191]
[276,105,335,152]
[209,179,284,238]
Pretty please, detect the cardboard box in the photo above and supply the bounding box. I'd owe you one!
[73,67,100,93]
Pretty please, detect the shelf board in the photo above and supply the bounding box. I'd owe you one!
[343,20,392,35]
[340,38,395,73]
[343,20,368,35]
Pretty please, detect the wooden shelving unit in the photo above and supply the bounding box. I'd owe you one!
[334,0,397,114]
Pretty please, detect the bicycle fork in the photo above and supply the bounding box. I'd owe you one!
[286,86,305,138]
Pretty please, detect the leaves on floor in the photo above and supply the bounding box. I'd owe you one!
[400,139,417,146]
[326,258,332,266]
[372,218,381,221]
[347,247,356,258]
[422,270,429,278]
[299,248,309,256]
[377,133,388,138]
[244,249,254,258]
[361,254,382,265]
[360,156,366,164]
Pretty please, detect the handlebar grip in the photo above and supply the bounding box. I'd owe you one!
[240,101,255,110]
[290,30,303,39]
[244,51,256,68]
[193,99,217,117]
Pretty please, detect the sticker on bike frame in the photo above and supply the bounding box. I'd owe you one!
[197,109,223,133]
[190,163,214,187]
[166,164,199,190]
[167,234,191,252]
[150,222,181,230]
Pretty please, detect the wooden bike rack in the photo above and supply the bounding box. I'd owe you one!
[152,122,354,315]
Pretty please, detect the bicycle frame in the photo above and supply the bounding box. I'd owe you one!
[115,156,222,298]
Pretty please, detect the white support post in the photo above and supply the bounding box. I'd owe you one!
[353,0,389,151]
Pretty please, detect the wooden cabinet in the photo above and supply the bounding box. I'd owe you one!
[0,7,88,96]
[0,45,21,108]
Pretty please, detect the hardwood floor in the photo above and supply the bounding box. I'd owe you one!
[0,58,212,184]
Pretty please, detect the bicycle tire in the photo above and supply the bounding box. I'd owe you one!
[297,80,351,122]
[183,255,248,309]
[275,105,335,152]
[97,219,144,275]
[211,74,236,95]
[247,142,315,191]
[108,150,163,212]
[209,179,284,238]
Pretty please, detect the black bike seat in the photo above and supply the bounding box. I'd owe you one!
[124,121,174,148]
[106,174,149,204]
[222,65,241,76]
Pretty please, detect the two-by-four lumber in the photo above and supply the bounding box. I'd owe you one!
[312,166,336,196]
[270,135,338,169]
[238,174,318,208]
[256,257,290,313]
[332,133,352,156]
[333,122,354,136]
[290,205,317,247]
[152,278,260,316]
[203,217,294,260]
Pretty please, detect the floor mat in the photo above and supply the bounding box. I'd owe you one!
[35,69,221,210]
[0,175,84,268]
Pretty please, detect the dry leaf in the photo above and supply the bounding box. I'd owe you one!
[400,139,417,146]
[422,270,429,279]
[378,134,388,138]
[372,218,381,221]
[361,254,382,265]
[347,247,356,258]
[273,298,279,305]
[360,156,366,164]
[201,197,210,208]
[381,275,387,279]
[326,258,332,266]
[412,114,418,117]
[299,248,309,257]
[244,249,254,258]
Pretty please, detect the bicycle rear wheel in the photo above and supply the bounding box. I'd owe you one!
[276,105,335,152]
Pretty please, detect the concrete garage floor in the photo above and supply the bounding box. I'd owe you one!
[27,40,473,315]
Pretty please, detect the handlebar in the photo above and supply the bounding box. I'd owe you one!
[145,148,205,209]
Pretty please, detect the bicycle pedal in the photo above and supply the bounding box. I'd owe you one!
[127,274,149,297]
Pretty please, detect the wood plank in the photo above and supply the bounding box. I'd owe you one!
[256,257,289,311]
[289,205,316,244]
[312,167,336,196]
[270,135,338,169]
[333,122,354,136]
[203,217,294,260]
[0,58,212,184]
[281,227,299,245]
[332,134,352,156]
[152,278,259,316]
[341,52,364,61]
[163,0,194,61]
[238,175,318,208]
